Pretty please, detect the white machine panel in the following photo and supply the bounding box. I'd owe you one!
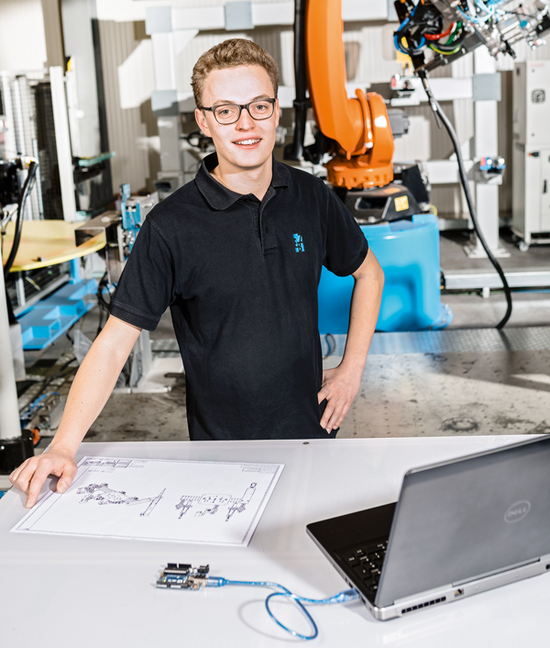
[514,62,550,148]
[512,62,550,245]
[540,152,550,232]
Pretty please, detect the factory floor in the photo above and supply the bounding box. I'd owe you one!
[14,228,550,449]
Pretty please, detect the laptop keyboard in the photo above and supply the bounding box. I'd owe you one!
[339,539,388,596]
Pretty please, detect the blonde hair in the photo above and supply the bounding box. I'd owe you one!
[191,38,280,107]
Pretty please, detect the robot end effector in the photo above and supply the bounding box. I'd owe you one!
[393,0,550,75]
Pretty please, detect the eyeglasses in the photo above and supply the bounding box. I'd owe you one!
[200,98,276,125]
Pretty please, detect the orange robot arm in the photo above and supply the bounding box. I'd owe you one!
[306,0,394,189]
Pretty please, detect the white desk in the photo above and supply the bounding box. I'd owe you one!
[1,437,548,647]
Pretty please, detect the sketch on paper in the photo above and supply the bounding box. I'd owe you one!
[76,483,165,517]
[176,482,257,521]
[11,457,284,546]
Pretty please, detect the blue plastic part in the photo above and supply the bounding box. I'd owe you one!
[76,151,115,167]
[69,258,80,281]
[318,213,453,333]
[18,278,98,350]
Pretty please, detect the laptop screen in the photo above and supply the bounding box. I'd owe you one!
[376,436,550,607]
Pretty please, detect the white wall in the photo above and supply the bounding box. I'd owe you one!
[98,20,154,193]
[0,0,47,72]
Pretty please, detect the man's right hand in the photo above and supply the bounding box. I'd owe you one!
[9,448,78,509]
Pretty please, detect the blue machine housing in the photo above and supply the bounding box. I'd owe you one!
[318,213,453,333]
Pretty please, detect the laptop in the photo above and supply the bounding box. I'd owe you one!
[306,435,550,620]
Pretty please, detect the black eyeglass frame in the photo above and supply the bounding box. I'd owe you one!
[200,98,277,125]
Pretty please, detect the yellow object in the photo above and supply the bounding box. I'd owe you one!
[396,51,411,64]
[395,195,409,212]
[2,220,106,272]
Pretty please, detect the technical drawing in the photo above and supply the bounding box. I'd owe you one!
[14,457,283,546]
[195,505,219,518]
[76,483,165,517]
[176,482,257,522]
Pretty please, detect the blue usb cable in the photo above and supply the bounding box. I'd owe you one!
[157,564,359,641]
[207,577,359,640]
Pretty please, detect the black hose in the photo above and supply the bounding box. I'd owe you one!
[283,0,309,161]
[419,72,512,329]
[3,160,38,282]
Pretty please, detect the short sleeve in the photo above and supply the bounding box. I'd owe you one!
[323,185,369,277]
[110,218,175,331]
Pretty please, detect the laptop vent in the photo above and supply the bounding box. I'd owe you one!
[401,596,446,615]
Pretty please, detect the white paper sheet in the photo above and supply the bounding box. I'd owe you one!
[12,457,284,546]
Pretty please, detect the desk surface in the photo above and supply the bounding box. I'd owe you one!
[1,437,548,647]
[2,220,106,271]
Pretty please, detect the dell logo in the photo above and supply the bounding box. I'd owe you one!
[504,500,531,524]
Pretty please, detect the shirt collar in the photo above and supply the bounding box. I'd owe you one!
[195,152,290,211]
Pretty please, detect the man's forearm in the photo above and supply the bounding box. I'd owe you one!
[340,249,384,378]
[51,317,141,455]
[317,249,384,431]
[10,316,143,508]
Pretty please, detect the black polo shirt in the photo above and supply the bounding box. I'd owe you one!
[111,153,368,440]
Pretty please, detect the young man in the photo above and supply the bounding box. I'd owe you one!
[10,39,384,508]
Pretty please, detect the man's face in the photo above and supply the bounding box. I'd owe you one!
[195,65,279,174]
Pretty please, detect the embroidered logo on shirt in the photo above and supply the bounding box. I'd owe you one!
[293,233,305,253]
